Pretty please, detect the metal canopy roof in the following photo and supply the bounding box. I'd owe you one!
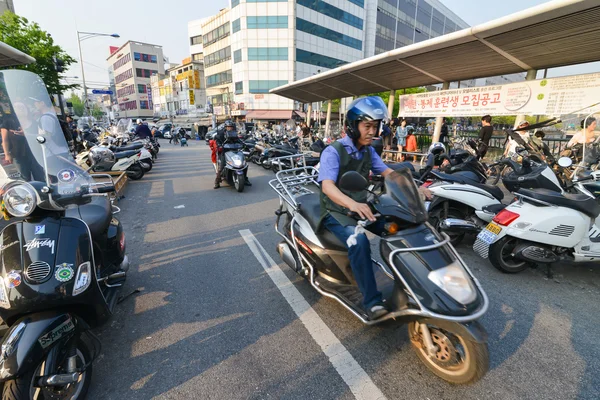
[0,41,35,67]
[272,0,600,103]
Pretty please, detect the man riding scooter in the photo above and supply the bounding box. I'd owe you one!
[214,120,252,189]
[318,96,430,319]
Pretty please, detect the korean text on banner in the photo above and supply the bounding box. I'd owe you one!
[398,72,600,118]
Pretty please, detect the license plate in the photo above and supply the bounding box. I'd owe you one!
[477,222,501,244]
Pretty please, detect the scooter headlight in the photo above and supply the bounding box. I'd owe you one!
[2,183,37,218]
[428,262,477,304]
[72,262,91,296]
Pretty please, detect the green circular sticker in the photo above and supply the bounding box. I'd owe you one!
[537,94,544,100]
[55,265,74,282]
[540,80,547,87]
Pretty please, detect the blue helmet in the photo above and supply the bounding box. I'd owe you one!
[344,96,388,140]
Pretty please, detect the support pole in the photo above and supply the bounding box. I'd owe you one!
[432,82,450,143]
[387,89,396,118]
[306,103,312,128]
[325,100,332,138]
[514,69,538,128]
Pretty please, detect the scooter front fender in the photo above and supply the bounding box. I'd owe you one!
[0,311,85,381]
[406,317,488,344]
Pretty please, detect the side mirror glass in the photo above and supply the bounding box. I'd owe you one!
[339,171,369,192]
[558,157,573,168]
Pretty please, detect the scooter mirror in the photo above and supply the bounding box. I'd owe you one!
[558,156,573,168]
[339,171,369,192]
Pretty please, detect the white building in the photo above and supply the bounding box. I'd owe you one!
[150,58,206,117]
[106,41,165,119]
[188,18,205,63]
[0,0,14,13]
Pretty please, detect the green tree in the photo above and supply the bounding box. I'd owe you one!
[0,11,77,95]
[68,93,84,116]
[369,87,428,116]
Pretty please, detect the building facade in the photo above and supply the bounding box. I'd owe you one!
[150,58,207,118]
[188,18,205,63]
[0,0,15,13]
[106,41,165,119]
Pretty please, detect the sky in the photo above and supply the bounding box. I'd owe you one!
[13,0,599,90]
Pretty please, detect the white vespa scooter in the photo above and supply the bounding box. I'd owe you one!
[473,157,600,274]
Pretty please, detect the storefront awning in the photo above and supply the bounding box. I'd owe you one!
[0,41,35,67]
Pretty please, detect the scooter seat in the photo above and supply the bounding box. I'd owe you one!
[432,171,504,201]
[517,188,600,218]
[66,196,112,238]
[112,143,143,151]
[114,150,138,159]
[296,193,347,251]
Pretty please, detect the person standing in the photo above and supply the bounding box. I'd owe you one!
[381,118,393,161]
[135,119,151,139]
[440,118,449,144]
[405,128,418,162]
[477,115,493,160]
[567,117,597,148]
[395,118,408,162]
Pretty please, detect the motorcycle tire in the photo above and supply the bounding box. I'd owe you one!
[2,338,92,400]
[140,161,152,172]
[260,157,272,170]
[233,174,245,192]
[126,164,144,180]
[408,321,489,385]
[489,236,534,273]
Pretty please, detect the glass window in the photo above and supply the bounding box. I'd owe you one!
[444,20,457,34]
[398,0,416,18]
[134,52,141,61]
[296,49,347,69]
[234,49,242,63]
[247,16,288,29]
[140,100,149,110]
[247,47,288,61]
[297,0,363,29]
[247,0,287,2]
[137,84,147,93]
[235,81,243,94]
[190,35,202,45]
[206,70,233,87]
[248,80,288,93]
[202,22,230,46]
[348,0,363,7]
[296,18,362,50]
[232,0,240,7]
[205,46,231,67]
[416,1,432,27]
[232,18,241,33]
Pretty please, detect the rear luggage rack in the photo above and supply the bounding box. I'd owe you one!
[269,160,319,210]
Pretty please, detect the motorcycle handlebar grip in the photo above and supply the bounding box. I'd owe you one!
[96,185,115,194]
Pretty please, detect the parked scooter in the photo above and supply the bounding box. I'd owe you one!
[270,166,489,384]
[474,156,600,274]
[0,69,129,399]
[76,145,145,180]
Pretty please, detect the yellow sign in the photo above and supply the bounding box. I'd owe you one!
[188,76,193,88]
[189,90,195,105]
[194,70,200,89]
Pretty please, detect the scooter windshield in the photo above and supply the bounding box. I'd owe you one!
[384,168,426,219]
[0,70,95,205]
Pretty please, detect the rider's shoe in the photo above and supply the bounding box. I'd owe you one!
[245,178,252,187]
[214,182,220,189]
[367,302,389,320]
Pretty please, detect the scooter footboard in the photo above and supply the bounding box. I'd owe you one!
[0,311,85,381]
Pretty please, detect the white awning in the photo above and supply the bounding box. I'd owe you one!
[0,41,35,67]
[272,0,600,102]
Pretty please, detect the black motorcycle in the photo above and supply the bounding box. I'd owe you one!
[0,70,129,399]
[271,166,489,384]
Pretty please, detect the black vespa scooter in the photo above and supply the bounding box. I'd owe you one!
[0,69,128,399]
[269,166,489,384]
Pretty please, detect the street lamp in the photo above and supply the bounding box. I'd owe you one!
[77,31,120,116]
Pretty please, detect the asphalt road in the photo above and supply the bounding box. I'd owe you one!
[88,139,600,400]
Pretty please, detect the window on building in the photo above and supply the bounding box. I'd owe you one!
[234,49,242,63]
[248,80,287,93]
[115,68,133,84]
[137,84,147,93]
[347,0,364,7]
[120,100,137,111]
[296,49,347,69]
[205,46,231,67]
[247,16,288,29]
[297,0,363,30]
[296,18,362,50]
[247,0,287,2]
[134,52,158,63]
[206,70,233,87]
[140,100,149,109]
[232,0,240,7]
[190,35,203,45]
[135,68,157,78]
[235,81,243,94]
[112,53,131,71]
[202,23,231,46]
[247,47,288,61]
[232,18,241,33]
[416,1,432,27]
[192,53,203,62]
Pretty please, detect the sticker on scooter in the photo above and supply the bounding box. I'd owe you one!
[35,225,45,235]
[39,317,75,349]
[24,238,55,254]
[58,169,76,183]
[6,271,21,288]
[55,263,74,282]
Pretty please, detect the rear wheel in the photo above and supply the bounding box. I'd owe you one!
[3,339,92,400]
[408,321,489,385]
[260,156,271,170]
[429,205,467,246]
[126,164,144,180]
[489,236,534,273]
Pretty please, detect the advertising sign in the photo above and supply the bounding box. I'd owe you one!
[146,84,153,109]
[189,90,195,105]
[399,72,600,117]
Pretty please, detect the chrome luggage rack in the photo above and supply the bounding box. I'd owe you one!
[268,163,320,210]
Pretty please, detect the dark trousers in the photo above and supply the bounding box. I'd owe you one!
[322,214,385,309]
[214,152,225,184]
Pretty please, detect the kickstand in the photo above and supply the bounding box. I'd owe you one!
[545,264,554,279]
[117,288,142,304]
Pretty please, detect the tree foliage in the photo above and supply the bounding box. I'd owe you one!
[68,93,103,118]
[369,87,428,117]
[0,11,77,95]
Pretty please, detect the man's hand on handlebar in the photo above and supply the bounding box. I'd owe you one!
[419,187,432,201]
[348,200,376,222]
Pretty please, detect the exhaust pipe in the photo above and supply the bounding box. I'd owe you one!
[277,242,297,271]
[514,244,559,263]
[439,218,480,233]
[119,255,130,273]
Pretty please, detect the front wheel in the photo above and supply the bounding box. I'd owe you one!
[2,339,92,400]
[126,163,144,180]
[233,174,245,192]
[408,321,489,385]
[260,156,272,170]
[489,236,534,273]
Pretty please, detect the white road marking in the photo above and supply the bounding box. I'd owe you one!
[240,229,387,400]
